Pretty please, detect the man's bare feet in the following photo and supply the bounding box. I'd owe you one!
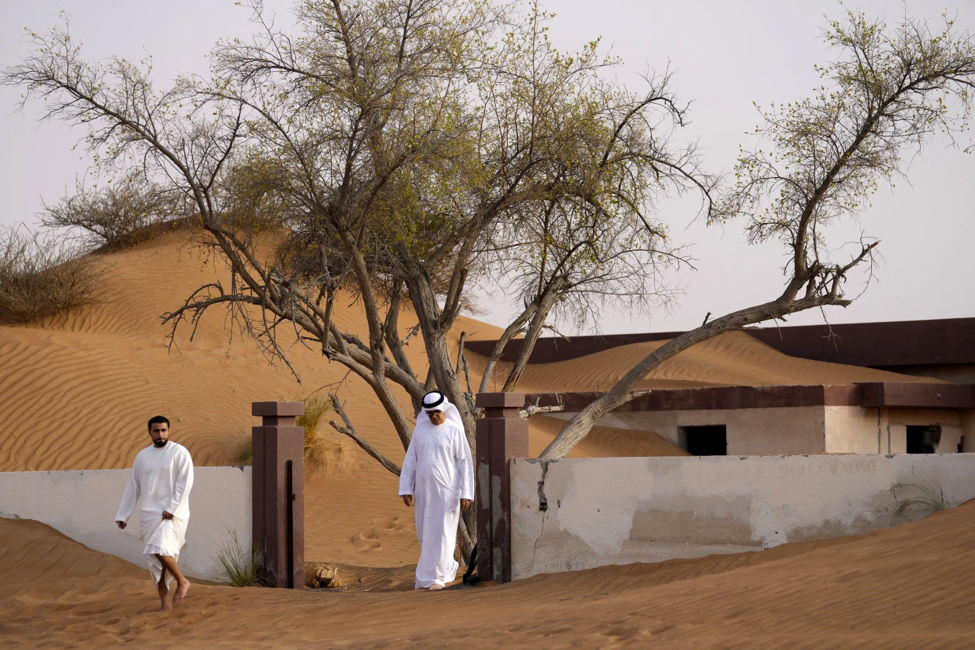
[427,584,444,591]
[173,579,191,604]
[158,585,173,611]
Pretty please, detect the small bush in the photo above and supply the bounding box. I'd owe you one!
[0,225,102,325]
[216,530,264,587]
[41,177,188,251]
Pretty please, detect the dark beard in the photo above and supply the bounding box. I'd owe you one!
[153,439,168,448]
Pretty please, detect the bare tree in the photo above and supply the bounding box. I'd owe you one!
[2,1,711,557]
[540,10,975,460]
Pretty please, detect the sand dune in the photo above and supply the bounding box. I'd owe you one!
[0,234,933,475]
[468,329,941,393]
[0,233,945,568]
[2,499,973,648]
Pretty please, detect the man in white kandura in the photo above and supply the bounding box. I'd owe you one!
[116,415,194,611]
[399,391,474,591]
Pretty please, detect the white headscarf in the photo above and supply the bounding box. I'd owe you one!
[416,391,465,430]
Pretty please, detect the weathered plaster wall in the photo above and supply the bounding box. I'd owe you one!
[0,467,251,582]
[548,407,827,455]
[824,406,887,454]
[509,454,975,580]
[964,412,975,453]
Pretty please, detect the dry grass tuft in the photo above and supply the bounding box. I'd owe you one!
[0,225,102,325]
[297,394,334,473]
[216,530,264,587]
[233,394,337,473]
[885,483,949,525]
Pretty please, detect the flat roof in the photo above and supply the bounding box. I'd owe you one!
[466,317,975,368]
[524,382,975,413]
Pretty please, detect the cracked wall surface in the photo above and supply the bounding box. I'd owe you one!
[509,454,975,580]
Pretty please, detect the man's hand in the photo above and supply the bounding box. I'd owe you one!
[402,494,414,507]
[116,520,126,530]
[162,511,174,520]
[460,499,472,512]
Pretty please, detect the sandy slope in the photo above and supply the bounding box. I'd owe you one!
[2,500,973,648]
[469,329,942,393]
[0,234,938,568]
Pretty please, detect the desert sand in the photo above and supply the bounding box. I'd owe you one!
[0,234,965,647]
[2,500,974,648]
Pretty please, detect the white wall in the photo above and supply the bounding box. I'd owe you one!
[0,467,251,582]
[509,453,975,580]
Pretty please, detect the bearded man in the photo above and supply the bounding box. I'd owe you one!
[115,415,194,611]
[399,391,474,590]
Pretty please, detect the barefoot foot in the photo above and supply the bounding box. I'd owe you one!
[427,584,444,591]
[173,580,191,604]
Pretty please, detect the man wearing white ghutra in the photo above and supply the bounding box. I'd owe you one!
[399,391,475,590]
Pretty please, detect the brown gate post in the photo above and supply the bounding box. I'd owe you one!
[252,401,305,589]
[475,392,529,583]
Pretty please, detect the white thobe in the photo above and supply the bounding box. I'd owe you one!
[399,419,474,589]
[116,441,194,586]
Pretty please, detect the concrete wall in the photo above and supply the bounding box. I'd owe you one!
[824,406,887,454]
[964,411,975,452]
[509,453,975,580]
[824,407,964,454]
[548,406,828,455]
[0,467,251,582]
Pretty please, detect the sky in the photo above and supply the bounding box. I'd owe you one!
[1,0,973,336]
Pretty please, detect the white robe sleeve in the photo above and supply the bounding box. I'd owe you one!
[399,437,417,496]
[116,455,141,523]
[165,448,194,515]
[455,429,474,501]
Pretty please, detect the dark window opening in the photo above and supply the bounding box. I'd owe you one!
[681,425,727,456]
[906,425,941,454]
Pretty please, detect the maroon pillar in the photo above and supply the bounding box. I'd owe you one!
[475,392,529,584]
[252,401,305,589]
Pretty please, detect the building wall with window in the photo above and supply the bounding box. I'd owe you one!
[546,403,971,456]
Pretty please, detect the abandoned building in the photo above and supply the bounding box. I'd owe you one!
[468,318,975,456]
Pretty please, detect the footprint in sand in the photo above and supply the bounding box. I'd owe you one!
[351,516,411,553]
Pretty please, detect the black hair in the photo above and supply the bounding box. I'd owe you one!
[147,415,170,431]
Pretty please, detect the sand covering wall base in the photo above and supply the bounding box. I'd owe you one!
[510,453,975,580]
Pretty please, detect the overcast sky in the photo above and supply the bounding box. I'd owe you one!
[2,1,973,336]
